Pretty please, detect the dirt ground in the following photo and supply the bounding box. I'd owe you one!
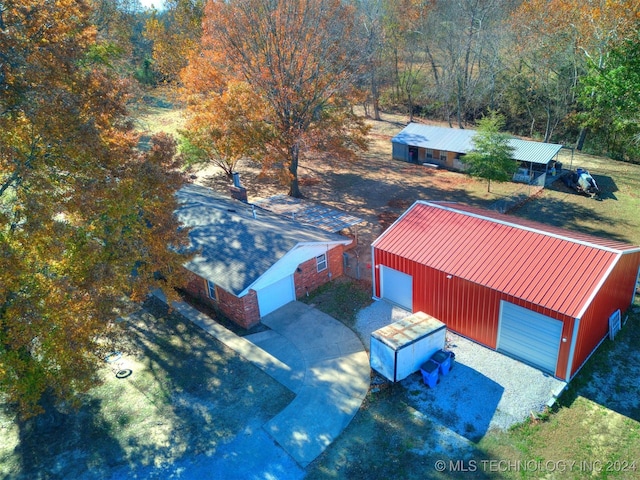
[191,109,531,275]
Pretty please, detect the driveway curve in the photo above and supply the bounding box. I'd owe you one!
[162,294,370,469]
[255,302,370,467]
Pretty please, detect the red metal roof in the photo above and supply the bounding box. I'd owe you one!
[372,201,640,318]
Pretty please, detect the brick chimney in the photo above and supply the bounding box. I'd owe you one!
[230,172,248,202]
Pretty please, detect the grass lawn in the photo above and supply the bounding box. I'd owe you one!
[478,300,640,479]
[300,277,373,330]
[513,149,640,246]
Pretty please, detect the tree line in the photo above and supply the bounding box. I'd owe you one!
[93,0,640,181]
[142,1,640,188]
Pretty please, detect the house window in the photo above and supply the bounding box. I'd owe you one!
[426,149,433,159]
[440,151,447,162]
[316,253,327,272]
[206,280,216,300]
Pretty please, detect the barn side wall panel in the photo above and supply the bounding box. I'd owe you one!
[570,252,640,378]
[373,248,575,379]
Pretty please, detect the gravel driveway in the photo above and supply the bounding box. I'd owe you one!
[355,301,567,441]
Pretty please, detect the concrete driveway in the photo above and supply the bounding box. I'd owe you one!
[253,302,370,466]
[166,297,370,471]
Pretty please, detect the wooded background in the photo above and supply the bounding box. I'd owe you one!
[136,0,640,161]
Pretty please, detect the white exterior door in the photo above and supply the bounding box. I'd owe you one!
[257,275,295,317]
[498,301,563,375]
[380,266,413,310]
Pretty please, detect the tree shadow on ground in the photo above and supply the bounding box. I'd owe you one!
[318,170,498,211]
[591,174,619,201]
[3,301,294,479]
[11,396,127,480]
[306,382,508,480]
[402,364,504,443]
[547,173,619,201]
[510,191,634,244]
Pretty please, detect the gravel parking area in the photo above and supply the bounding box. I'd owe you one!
[355,301,567,441]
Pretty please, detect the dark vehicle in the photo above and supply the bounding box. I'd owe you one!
[562,167,600,197]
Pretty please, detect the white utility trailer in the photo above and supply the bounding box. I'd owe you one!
[370,311,446,382]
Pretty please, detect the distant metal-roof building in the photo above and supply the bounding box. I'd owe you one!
[372,201,640,381]
[391,123,562,168]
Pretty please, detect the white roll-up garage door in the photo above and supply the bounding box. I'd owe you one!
[257,275,295,317]
[380,266,413,311]
[498,301,563,374]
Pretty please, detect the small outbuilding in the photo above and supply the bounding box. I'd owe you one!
[391,123,563,180]
[371,201,640,381]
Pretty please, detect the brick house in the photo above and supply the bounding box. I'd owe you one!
[176,184,353,329]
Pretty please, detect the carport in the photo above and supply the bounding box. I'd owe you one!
[391,123,563,183]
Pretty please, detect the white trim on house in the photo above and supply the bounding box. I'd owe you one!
[240,241,349,296]
[371,200,422,248]
[206,280,216,300]
[575,256,620,320]
[565,317,580,381]
[316,253,327,272]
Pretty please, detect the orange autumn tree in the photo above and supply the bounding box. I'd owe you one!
[0,0,190,417]
[143,0,204,83]
[509,0,640,146]
[180,81,274,179]
[185,0,371,197]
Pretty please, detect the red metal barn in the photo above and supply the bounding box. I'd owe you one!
[372,201,640,381]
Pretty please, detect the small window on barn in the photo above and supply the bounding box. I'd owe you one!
[206,280,217,300]
[608,310,621,340]
[426,149,433,159]
[316,253,327,272]
[440,151,447,162]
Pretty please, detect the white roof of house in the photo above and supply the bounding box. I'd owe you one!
[392,123,563,165]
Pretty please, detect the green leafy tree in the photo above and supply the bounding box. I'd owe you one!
[463,112,517,192]
[0,0,190,418]
[578,27,640,161]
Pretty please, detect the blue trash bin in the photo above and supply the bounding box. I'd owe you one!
[420,359,440,388]
[431,350,454,376]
